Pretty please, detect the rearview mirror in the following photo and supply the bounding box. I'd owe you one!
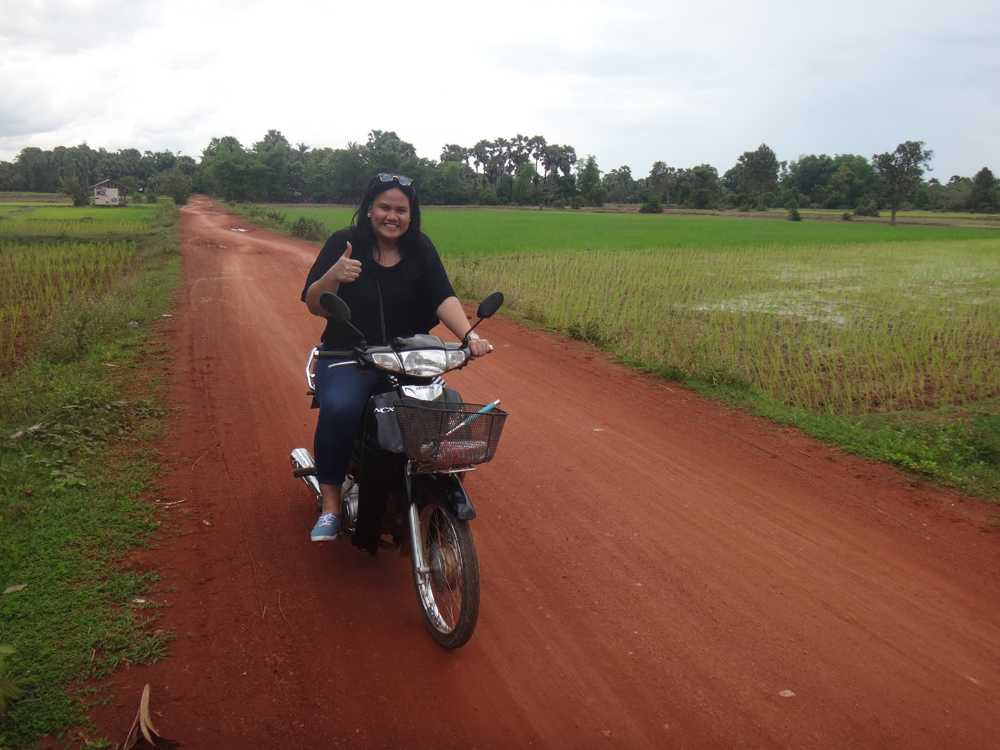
[320,292,351,322]
[476,291,504,319]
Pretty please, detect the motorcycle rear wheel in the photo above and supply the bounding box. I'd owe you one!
[412,502,480,649]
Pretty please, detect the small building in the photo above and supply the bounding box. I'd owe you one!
[90,179,127,206]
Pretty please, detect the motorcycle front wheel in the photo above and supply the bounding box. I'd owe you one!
[411,502,480,649]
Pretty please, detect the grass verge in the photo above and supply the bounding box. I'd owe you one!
[651,365,1000,499]
[0,204,180,748]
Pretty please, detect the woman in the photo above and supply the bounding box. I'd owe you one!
[301,173,492,542]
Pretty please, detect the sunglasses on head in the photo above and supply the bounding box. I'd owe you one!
[376,172,413,187]
[376,173,414,186]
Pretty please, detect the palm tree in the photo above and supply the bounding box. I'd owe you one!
[528,135,547,174]
[472,140,490,187]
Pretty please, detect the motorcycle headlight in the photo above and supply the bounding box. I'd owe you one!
[398,348,448,376]
[370,352,403,373]
[370,348,469,376]
[446,348,469,370]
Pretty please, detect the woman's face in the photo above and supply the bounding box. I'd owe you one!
[369,187,411,245]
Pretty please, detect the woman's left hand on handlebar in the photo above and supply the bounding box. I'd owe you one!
[469,338,493,357]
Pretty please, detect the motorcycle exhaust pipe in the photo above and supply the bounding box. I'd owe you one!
[291,449,358,535]
[290,448,322,499]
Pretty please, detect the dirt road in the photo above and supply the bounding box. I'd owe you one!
[94,197,1000,748]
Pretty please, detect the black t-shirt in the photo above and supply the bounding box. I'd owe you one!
[301,227,456,348]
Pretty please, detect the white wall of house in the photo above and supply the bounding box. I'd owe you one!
[92,186,121,206]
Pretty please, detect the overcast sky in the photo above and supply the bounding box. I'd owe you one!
[1,0,998,177]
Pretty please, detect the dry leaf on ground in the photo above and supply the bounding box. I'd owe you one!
[123,684,180,749]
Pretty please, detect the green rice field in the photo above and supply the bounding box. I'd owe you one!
[257,204,999,412]
[0,205,158,239]
[0,241,136,364]
[261,204,999,256]
[449,240,998,414]
[760,206,1000,220]
[0,191,71,205]
[0,201,161,369]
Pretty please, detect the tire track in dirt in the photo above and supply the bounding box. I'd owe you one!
[93,196,1000,749]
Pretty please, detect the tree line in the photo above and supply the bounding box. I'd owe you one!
[1,130,997,217]
[0,143,197,207]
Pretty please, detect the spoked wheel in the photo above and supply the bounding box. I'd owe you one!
[412,502,480,649]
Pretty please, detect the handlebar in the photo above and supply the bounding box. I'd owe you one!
[313,344,472,359]
[311,338,475,382]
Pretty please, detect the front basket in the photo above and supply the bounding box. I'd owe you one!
[394,402,507,471]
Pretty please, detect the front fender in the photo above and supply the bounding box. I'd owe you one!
[414,473,476,521]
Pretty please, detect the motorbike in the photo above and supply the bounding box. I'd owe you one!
[290,291,508,649]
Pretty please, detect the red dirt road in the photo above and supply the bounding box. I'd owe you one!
[95,197,1000,748]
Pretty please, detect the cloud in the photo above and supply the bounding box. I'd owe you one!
[0,0,156,55]
[0,96,65,139]
[0,0,997,176]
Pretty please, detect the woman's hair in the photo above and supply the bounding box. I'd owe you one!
[352,174,423,254]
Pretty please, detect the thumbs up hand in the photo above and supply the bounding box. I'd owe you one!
[332,241,361,284]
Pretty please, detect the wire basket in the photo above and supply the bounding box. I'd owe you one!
[394,401,508,471]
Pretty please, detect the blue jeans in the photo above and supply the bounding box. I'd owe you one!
[313,359,384,486]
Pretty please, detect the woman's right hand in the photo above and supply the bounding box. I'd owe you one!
[331,242,361,284]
